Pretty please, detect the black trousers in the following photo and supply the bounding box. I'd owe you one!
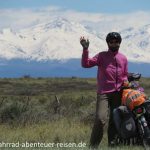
[90,91,122,148]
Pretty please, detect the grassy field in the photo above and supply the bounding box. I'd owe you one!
[0,77,149,150]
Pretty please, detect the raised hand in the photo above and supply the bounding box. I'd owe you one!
[80,36,90,50]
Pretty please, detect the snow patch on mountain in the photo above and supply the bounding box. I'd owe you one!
[0,17,150,63]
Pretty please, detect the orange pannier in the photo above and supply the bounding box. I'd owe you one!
[122,89,146,110]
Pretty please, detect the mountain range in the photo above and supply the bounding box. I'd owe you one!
[0,17,150,77]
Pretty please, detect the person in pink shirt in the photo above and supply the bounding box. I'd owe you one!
[80,32,128,148]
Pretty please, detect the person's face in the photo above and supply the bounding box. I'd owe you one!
[108,39,121,52]
[108,39,120,46]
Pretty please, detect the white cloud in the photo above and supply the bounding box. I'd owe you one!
[0,7,150,32]
[0,6,62,30]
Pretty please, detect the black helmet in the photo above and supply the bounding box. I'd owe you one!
[106,32,122,43]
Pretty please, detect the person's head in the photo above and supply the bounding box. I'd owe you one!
[106,32,122,52]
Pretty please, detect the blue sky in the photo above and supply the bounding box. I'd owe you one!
[0,0,150,13]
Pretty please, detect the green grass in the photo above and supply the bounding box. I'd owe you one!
[0,77,149,150]
[0,122,144,150]
[0,119,90,142]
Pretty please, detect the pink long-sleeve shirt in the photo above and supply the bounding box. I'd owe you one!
[82,49,128,94]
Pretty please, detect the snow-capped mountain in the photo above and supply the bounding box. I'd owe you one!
[120,25,150,63]
[0,17,150,63]
[0,17,150,78]
[0,17,104,61]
